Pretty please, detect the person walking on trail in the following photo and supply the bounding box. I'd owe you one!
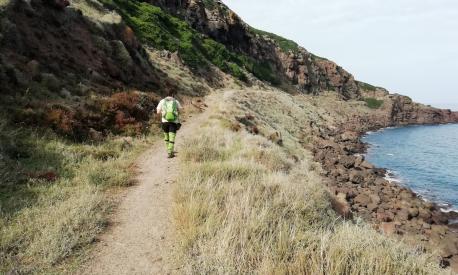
[157,93,182,158]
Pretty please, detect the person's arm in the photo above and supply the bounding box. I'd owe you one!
[176,100,183,111]
[156,100,163,114]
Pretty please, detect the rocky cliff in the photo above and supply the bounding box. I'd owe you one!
[147,0,360,99]
[389,95,458,125]
[0,0,456,148]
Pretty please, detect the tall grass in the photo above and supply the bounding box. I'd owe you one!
[0,125,158,273]
[173,93,446,274]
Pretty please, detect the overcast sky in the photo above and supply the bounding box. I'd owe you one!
[223,0,458,110]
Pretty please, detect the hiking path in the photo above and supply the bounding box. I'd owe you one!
[81,106,207,275]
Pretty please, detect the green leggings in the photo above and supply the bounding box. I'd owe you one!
[162,122,179,155]
[164,132,176,154]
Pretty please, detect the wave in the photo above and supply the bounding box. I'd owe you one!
[440,205,458,213]
[384,170,402,184]
[382,167,458,215]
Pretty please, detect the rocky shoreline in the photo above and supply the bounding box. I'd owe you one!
[311,120,458,271]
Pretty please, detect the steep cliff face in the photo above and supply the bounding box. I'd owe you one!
[147,0,360,99]
[0,0,172,94]
[0,0,195,140]
[389,95,458,125]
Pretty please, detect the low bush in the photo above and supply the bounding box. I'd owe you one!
[358,81,377,91]
[250,27,299,53]
[364,97,384,109]
[14,91,158,141]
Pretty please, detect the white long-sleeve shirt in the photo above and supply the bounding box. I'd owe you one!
[156,97,182,123]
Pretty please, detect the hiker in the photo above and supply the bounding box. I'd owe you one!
[157,92,182,158]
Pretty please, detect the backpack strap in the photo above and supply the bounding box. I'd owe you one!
[170,100,178,114]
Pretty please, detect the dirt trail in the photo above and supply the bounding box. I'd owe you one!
[82,109,206,275]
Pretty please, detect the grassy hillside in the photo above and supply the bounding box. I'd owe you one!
[0,119,159,273]
[0,0,451,273]
[250,27,299,53]
[99,0,282,84]
[174,90,444,274]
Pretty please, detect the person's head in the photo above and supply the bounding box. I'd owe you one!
[166,90,176,98]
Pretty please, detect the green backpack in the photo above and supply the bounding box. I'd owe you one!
[163,100,178,122]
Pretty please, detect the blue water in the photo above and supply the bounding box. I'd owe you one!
[363,124,458,210]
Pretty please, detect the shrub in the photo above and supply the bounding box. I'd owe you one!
[225,62,247,82]
[358,81,377,91]
[250,27,299,53]
[202,0,217,10]
[364,97,384,109]
[251,61,280,85]
[0,120,24,186]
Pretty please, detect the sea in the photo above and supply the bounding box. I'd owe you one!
[363,124,458,211]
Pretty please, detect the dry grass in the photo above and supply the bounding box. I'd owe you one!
[173,89,447,275]
[0,126,158,273]
[0,0,10,7]
[71,0,122,24]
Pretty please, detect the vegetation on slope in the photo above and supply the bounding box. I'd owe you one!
[99,0,248,80]
[0,117,161,273]
[250,27,299,53]
[365,97,384,109]
[358,81,378,91]
[98,0,283,85]
[175,90,441,274]
[174,90,443,274]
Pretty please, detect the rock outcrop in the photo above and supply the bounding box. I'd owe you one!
[148,0,361,99]
[389,95,458,125]
[0,0,168,93]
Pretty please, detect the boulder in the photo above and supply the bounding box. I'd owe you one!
[377,211,395,222]
[339,155,355,168]
[408,207,419,218]
[439,237,458,258]
[399,191,413,200]
[422,223,431,230]
[418,208,432,222]
[349,170,365,184]
[359,161,375,169]
[337,186,357,199]
[449,255,458,272]
[396,209,411,221]
[380,222,398,235]
[431,225,448,236]
[88,128,103,142]
[331,193,352,219]
[268,132,283,146]
[369,194,381,205]
[340,131,359,142]
[432,212,449,225]
[374,177,387,186]
[354,155,364,167]
[367,203,378,212]
[354,193,371,206]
